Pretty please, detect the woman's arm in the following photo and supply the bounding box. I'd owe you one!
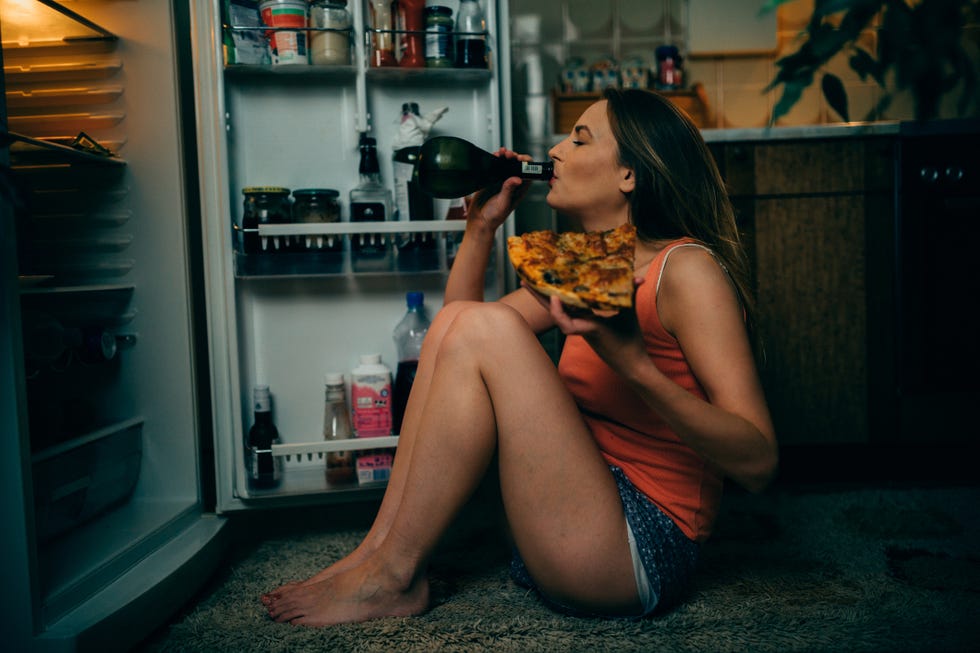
[442,150,555,333]
[548,247,778,492]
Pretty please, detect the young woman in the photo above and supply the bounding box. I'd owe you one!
[262,88,777,625]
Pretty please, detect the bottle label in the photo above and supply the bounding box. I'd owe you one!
[521,162,544,176]
[392,159,415,222]
[351,201,387,222]
[425,24,451,61]
[351,373,392,437]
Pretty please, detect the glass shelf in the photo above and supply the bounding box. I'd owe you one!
[0,0,117,51]
[5,131,125,168]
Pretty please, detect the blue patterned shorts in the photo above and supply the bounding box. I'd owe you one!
[510,465,700,618]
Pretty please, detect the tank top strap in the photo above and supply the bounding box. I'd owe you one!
[651,238,712,297]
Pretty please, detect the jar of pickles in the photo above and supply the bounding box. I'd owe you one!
[293,188,341,251]
[242,186,291,253]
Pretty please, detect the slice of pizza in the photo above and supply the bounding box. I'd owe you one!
[506,223,636,311]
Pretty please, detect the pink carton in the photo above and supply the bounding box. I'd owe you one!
[356,451,393,484]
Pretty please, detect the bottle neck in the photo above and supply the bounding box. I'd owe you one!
[359,171,383,186]
[254,409,273,425]
[325,386,346,401]
[501,158,554,180]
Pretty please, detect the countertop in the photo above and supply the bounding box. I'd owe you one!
[699,121,902,143]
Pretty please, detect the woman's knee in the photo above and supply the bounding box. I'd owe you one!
[440,302,530,352]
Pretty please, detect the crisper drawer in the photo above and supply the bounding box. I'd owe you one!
[31,417,143,543]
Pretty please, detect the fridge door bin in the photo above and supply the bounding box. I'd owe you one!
[31,417,144,543]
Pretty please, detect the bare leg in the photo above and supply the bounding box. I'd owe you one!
[265,303,640,625]
[261,302,474,602]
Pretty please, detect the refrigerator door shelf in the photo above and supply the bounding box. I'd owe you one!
[256,220,466,237]
[272,435,399,461]
[225,63,357,78]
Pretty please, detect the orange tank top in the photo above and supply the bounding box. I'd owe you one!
[558,238,723,542]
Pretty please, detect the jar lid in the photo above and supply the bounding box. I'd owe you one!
[243,186,290,195]
[425,6,452,16]
[325,372,345,385]
[293,188,340,198]
[312,1,348,8]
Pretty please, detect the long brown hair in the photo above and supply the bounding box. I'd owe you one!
[603,87,759,354]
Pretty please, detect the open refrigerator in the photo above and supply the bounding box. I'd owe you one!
[1,0,512,650]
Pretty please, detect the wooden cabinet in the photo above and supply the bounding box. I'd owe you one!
[711,138,896,446]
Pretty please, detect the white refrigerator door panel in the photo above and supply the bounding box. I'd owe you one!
[189,1,512,512]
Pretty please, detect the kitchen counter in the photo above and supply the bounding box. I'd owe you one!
[701,121,901,143]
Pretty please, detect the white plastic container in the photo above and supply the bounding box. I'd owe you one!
[350,353,393,437]
[259,0,309,65]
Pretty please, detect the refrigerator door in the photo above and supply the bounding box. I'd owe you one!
[189,0,513,513]
[1,1,229,650]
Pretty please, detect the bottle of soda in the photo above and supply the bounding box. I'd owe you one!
[392,291,430,434]
[247,384,282,489]
[323,373,356,484]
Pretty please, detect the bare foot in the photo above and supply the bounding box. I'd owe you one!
[264,558,429,627]
[260,539,379,606]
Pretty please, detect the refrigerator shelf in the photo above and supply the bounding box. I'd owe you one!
[256,220,466,237]
[6,131,125,167]
[272,435,399,461]
[243,465,389,500]
[224,63,357,78]
[5,84,124,109]
[2,59,123,83]
[365,66,493,84]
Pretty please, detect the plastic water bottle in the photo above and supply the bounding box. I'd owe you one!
[392,291,429,433]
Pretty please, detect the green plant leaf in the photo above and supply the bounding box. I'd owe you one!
[771,79,807,125]
[758,0,796,16]
[849,47,885,86]
[813,0,860,18]
[822,73,850,121]
[807,23,850,61]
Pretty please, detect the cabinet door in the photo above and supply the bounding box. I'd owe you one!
[754,194,869,445]
[718,138,894,446]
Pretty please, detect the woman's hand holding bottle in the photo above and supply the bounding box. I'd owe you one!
[465,148,533,235]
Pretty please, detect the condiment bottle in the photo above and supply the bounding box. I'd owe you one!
[323,373,356,484]
[395,0,425,68]
[368,0,397,66]
[454,0,487,69]
[247,384,282,489]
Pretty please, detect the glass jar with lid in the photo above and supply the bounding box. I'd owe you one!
[293,188,342,251]
[424,6,453,68]
[242,186,291,253]
[310,1,351,65]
